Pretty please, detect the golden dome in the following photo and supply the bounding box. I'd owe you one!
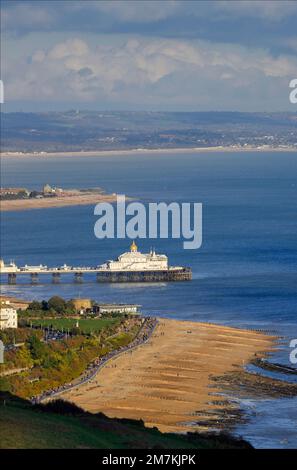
[130,240,138,252]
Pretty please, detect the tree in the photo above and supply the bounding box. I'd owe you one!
[47,296,67,314]
[66,300,75,314]
[41,300,48,311]
[28,300,42,311]
[27,334,46,360]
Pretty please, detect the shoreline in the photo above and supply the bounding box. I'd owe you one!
[0,192,118,212]
[60,318,277,434]
[1,145,296,160]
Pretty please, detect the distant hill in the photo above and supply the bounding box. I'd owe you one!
[1,111,296,152]
[0,392,251,449]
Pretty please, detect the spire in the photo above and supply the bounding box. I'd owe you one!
[130,240,138,252]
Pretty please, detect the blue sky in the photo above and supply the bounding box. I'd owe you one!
[1,0,297,111]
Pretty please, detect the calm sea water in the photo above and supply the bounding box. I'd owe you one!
[1,151,296,448]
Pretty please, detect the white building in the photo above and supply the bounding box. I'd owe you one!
[43,184,55,194]
[22,264,48,272]
[0,259,18,273]
[0,303,18,329]
[98,241,169,272]
[97,304,140,315]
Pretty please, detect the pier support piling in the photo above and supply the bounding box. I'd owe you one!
[52,272,61,284]
[74,272,83,283]
[8,273,17,284]
[31,273,39,284]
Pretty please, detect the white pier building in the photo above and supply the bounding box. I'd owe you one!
[98,241,169,272]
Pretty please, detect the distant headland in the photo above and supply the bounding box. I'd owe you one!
[0,183,118,211]
[1,144,296,161]
[1,111,296,157]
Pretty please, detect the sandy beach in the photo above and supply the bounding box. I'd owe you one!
[0,193,118,212]
[1,146,296,160]
[62,319,275,433]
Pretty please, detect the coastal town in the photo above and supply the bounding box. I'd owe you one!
[1,111,297,154]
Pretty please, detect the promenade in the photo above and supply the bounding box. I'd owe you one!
[33,317,157,404]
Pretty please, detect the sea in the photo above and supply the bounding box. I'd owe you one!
[0,150,296,448]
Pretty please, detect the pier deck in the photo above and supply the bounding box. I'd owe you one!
[0,266,192,284]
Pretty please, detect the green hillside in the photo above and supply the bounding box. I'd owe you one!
[0,393,251,449]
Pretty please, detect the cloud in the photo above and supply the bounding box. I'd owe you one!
[2,1,297,110]
[282,37,297,53]
[3,36,297,110]
[3,1,297,36]
[2,1,297,72]
[1,2,54,33]
[48,38,89,60]
[215,1,297,21]
[89,0,297,23]
[90,0,180,22]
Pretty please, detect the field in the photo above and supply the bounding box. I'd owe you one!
[30,317,120,334]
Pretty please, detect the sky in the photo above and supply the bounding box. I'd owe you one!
[1,0,297,112]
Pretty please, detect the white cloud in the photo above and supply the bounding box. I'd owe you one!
[3,36,297,109]
[48,39,90,60]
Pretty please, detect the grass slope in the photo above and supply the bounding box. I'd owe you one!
[0,393,251,449]
[30,318,119,334]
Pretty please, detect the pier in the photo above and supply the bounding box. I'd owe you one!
[0,260,192,284]
[3,264,102,284]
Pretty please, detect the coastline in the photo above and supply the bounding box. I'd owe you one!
[35,317,157,404]
[1,145,296,160]
[61,318,276,434]
[0,193,118,212]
